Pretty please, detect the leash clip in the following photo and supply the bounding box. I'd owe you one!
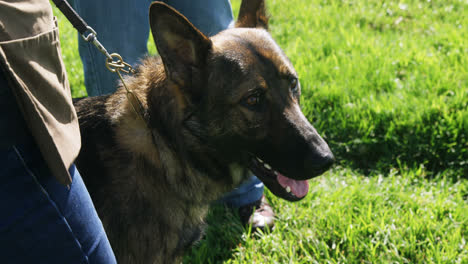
[81,26,113,60]
[81,26,96,42]
[51,0,146,124]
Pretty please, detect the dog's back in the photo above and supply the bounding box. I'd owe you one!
[74,96,113,194]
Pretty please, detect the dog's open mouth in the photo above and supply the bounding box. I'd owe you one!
[249,156,309,201]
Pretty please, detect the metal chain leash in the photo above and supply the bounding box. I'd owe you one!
[81,27,146,122]
[105,54,146,123]
[52,0,146,122]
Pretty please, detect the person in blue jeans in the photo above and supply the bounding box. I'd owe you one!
[70,0,275,229]
[0,138,117,264]
[0,0,117,262]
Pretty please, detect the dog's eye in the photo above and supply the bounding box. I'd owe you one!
[242,91,264,110]
[245,94,261,106]
[290,78,299,93]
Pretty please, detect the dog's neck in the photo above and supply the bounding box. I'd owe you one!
[114,56,237,204]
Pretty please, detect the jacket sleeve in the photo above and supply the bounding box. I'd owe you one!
[0,0,81,185]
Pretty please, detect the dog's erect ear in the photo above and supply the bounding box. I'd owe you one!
[149,2,212,88]
[235,0,269,29]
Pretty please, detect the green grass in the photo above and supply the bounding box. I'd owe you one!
[266,0,468,173]
[53,0,467,263]
[182,166,467,263]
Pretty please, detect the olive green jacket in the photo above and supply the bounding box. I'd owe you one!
[0,0,81,185]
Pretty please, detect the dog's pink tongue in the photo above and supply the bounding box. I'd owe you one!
[276,173,309,198]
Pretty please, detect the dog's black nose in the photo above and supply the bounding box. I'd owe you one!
[304,151,335,176]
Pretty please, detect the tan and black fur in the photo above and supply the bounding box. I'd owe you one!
[74,1,334,263]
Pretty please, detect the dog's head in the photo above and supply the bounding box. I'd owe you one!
[149,0,334,201]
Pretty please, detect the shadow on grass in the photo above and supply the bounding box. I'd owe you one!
[182,205,246,264]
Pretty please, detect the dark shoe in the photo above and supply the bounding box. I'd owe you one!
[238,195,275,232]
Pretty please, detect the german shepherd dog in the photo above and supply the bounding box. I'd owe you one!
[74,0,334,263]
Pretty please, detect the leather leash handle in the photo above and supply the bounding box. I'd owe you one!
[51,0,88,35]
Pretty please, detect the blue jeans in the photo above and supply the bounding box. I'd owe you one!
[0,140,116,263]
[70,0,235,96]
[71,0,264,207]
